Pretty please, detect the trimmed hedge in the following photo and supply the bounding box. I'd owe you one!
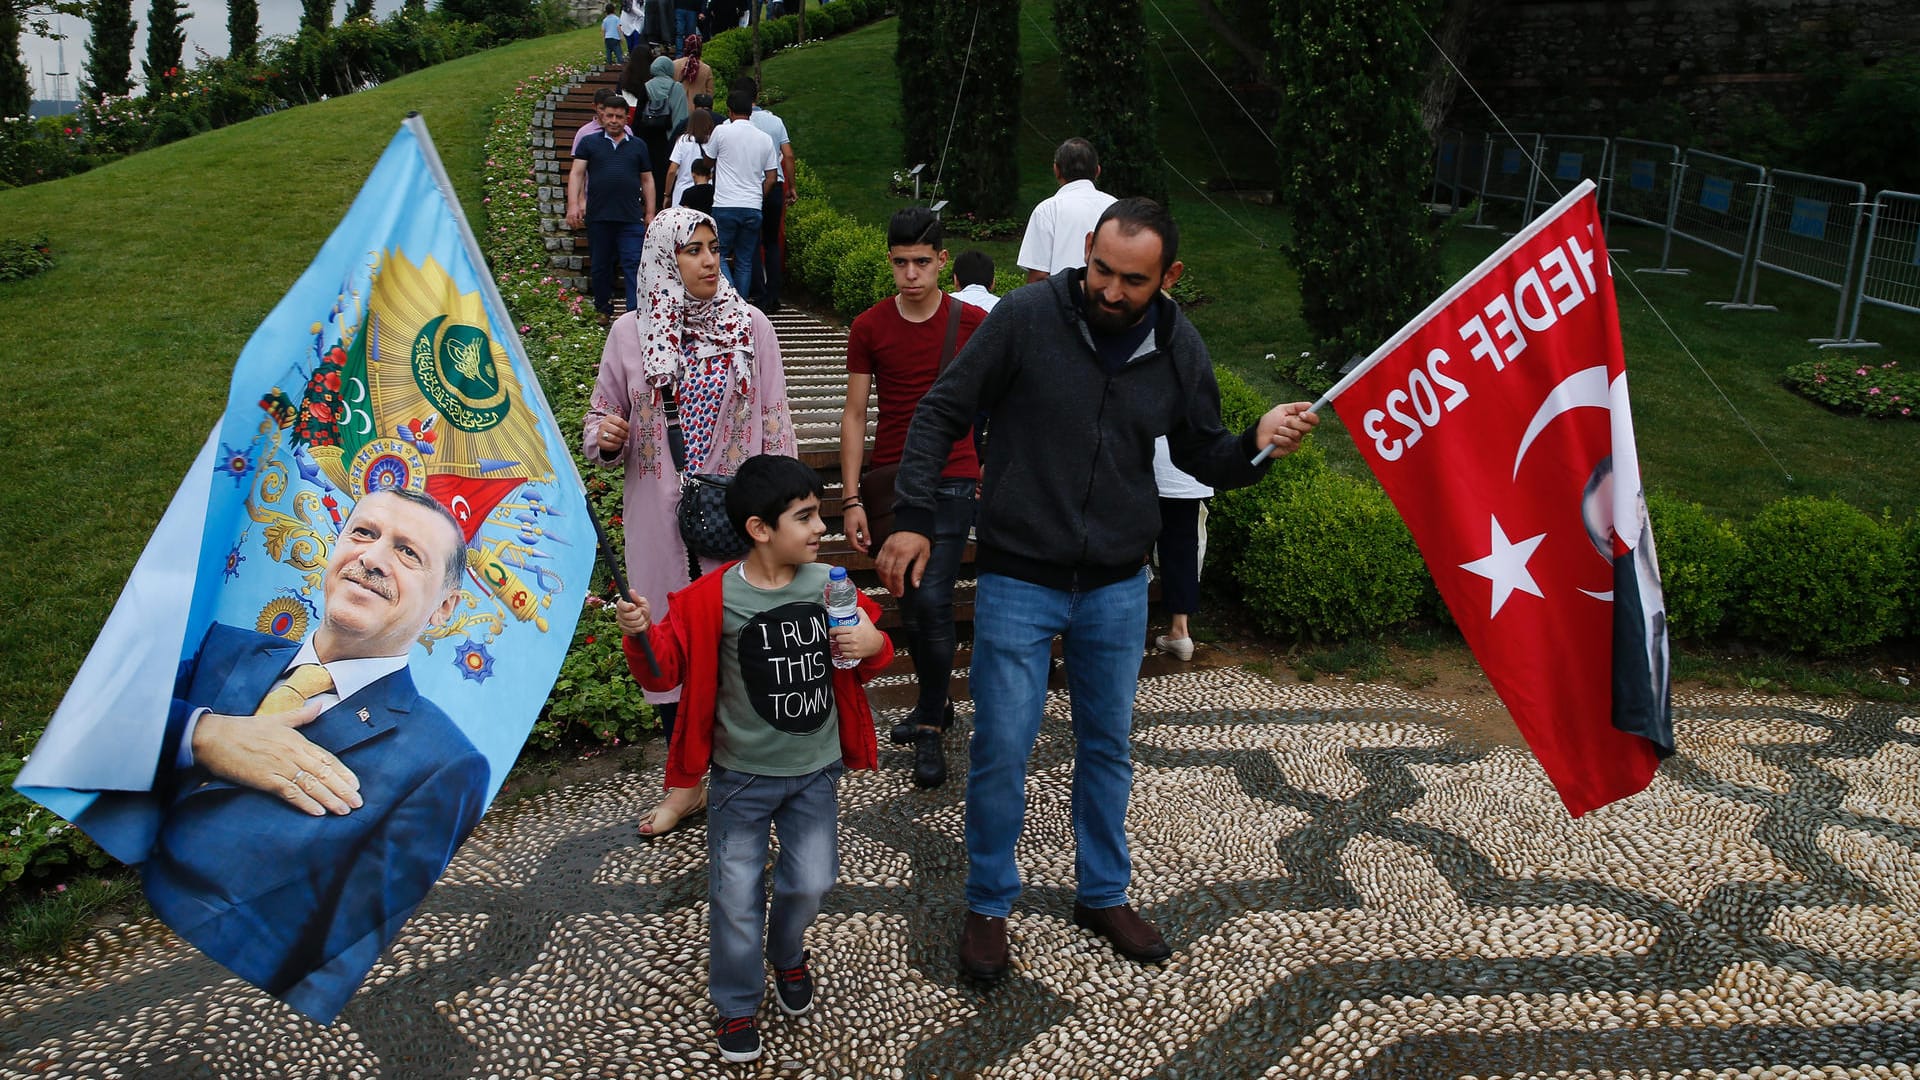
[1646,491,1746,641]
[1235,471,1428,642]
[704,1,893,104]
[1737,497,1909,656]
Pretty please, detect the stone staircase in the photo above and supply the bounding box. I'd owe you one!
[529,66,1184,711]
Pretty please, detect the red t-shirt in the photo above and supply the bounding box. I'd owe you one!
[845,294,985,479]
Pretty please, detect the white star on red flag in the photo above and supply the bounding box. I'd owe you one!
[1459,516,1547,618]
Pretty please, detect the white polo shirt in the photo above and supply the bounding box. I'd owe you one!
[1016,178,1118,274]
[707,118,777,210]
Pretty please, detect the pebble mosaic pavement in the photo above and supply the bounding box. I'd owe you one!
[3,665,1919,1079]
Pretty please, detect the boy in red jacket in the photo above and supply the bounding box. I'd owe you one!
[617,454,889,1064]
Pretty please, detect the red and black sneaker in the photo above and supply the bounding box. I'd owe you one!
[716,1015,761,1063]
[773,952,814,1016]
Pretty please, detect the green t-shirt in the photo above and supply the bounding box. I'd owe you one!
[714,562,844,776]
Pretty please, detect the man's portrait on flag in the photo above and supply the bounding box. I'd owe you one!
[14,121,596,1024]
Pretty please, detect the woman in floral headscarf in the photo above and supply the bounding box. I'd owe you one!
[584,205,796,836]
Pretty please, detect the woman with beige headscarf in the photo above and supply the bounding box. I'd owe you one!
[584,206,796,836]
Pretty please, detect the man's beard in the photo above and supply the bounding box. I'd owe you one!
[1084,294,1147,336]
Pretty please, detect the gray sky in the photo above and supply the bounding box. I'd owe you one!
[26,0,409,99]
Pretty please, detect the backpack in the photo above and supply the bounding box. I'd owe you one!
[636,89,674,134]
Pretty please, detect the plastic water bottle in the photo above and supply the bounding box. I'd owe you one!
[824,565,862,669]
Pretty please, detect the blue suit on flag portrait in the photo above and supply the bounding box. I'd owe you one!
[139,621,489,1022]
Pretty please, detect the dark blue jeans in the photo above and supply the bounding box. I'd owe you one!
[587,219,646,315]
[707,762,841,1017]
[752,181,785,309]
[898,478,977,725]
[711,205,762,297]
[604,37,624,64]
[675,8,698,51]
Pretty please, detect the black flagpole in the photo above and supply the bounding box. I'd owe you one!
[587,502,661,677]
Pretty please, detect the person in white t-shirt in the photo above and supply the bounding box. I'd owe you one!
[1016,137,1117,283]
[705,86,778,296]
[949,249,1000,313]
[663,109,716,209]
[1151,437,1212,662]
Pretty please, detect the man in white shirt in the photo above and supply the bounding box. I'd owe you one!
[738,76,795,313]
[949,249,999,313]
[1016,137,1117,283]
[706,85,778,297]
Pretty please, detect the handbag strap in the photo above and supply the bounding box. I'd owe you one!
[938,294,963,372]
[659,382,705,582]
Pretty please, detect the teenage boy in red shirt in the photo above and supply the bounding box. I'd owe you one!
[838,207,986,789]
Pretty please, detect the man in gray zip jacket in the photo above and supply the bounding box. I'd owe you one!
[876,197,1319,980]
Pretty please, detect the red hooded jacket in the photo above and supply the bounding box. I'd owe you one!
[622,561,889,789]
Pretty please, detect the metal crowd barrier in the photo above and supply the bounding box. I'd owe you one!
[1837,189,1920,349]
[1605,139,1686,273]
[1671,149,1768,305]
[1478,132,1543,229]
[1725,171,1869,345]
[1535,133,1610,205]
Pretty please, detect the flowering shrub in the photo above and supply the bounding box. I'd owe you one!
[0,235,54,282]
[0,754,112,888]
[1784,357,1918,420]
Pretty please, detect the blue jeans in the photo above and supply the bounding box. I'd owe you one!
[707,762,841,1018]
[604,37,623,64]
[587,219,646,315]
[899,478,976,725]
[964,567,1149,917]
[675,8,698,51]
[711,205,763,297]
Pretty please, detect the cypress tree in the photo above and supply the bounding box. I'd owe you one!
[143,0,189,91]
[1053,0,1166,204]
[1,9,31,118]
[1272,0,1442,384]
[936,0,1020,217]
[344,0,373,21]
[893,0,943,174]
[301,0,332,33]
[228,0,259,62]
[83,0,138,100]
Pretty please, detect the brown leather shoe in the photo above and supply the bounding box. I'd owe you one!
[1073,903,1171,963]
[957,911,1009,981]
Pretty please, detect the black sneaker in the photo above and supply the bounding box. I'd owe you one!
[912,727,947,788]
[773,952,814,1016]
[717,1015,761,1063]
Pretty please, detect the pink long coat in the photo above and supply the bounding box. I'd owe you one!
[583,307,796,704]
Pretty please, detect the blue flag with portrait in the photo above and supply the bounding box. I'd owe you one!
[14,118,594,1023]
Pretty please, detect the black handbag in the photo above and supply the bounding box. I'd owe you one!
[664,384,750,574]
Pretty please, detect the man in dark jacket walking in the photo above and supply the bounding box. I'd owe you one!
[875,198,1319,981]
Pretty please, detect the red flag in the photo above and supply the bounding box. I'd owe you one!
[1328,181,1671,816]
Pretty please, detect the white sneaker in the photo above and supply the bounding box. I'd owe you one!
[1155,635,1194,662]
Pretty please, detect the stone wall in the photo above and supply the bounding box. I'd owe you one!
[1449,0,1920,143]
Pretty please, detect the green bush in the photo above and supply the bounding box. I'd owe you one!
[1234,470,1427,641]
[783,198,838,256]
[1737,497,1909,655]
[1902,514,1920,639]
[798,220,865,296]
[0,235,54,282]
[807,6,840,38]
[832,230,894,316]
[533,602,655,750]
[1646,491,1746,641]
[1783,357,1918,420]
[1203,367,1330,599]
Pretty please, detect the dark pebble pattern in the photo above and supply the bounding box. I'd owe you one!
[2,669,1917,1078]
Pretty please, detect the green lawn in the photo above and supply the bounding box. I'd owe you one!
[0,28,604,752]
[761,0,1920,521]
